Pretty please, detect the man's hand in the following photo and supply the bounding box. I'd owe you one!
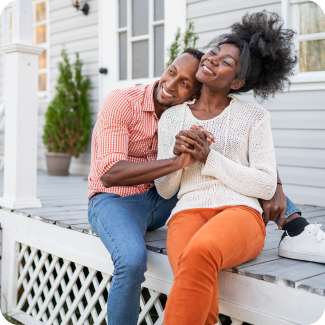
[174,125,215,155]
[260,184,287,229]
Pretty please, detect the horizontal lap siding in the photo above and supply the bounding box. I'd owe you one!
[0,16,3,156]
[0,17,2,102]
[239,91,325,207]
[187,0,281,48]
[37,0,99,175]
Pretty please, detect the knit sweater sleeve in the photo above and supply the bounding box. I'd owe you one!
[154,110,183,200]
[201,113,277,200]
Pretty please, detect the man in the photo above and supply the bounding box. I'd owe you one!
[88,48,324,325]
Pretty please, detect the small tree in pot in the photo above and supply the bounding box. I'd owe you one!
[43,49,91,176]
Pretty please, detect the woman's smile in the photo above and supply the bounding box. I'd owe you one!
[201,63,215,75]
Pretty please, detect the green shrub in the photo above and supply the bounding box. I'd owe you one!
[43,49,91,157]
[166,22,199,65]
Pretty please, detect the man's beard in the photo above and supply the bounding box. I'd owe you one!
[154,85,175,108]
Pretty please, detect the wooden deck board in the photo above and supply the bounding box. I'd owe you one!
[1,171,325,296]
[296,273,325,295]
[237,258,325,287]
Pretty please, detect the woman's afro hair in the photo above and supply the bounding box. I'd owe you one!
[205,11,298,101]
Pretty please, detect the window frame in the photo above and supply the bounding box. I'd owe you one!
[288,0,325,83]
[2,0,50,100]
[99,0,186,102]
[117,0,165,83]
[32,0,50,100]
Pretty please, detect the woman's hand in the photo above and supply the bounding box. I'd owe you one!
[174,125,215,155]
[260,184,287,229]
[178,128,212,164]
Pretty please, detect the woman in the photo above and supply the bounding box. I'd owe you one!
[155,11,297,325]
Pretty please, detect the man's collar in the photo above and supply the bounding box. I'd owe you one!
[141,81,159,112]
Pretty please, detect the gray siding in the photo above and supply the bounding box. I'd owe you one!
[37,0,99,175]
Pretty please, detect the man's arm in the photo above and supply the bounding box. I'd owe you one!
[260,169,287,229]
[100,155,189,188]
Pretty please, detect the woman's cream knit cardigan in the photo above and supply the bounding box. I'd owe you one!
[154,96,277,225]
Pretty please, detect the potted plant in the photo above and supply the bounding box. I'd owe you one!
[43,49,91,176]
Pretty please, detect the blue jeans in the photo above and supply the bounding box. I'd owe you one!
[88,187,178,325]
[88,188,300,325]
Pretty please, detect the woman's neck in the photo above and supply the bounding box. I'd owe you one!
[190,86,231,120]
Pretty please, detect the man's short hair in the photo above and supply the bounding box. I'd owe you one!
[181,48,204,61]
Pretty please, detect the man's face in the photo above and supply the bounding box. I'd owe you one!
[155,53,202,107]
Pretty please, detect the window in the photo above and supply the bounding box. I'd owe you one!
[4,1,49,95]
[118,0,165,81]
[32,0,49,94]
[291,1,325,75]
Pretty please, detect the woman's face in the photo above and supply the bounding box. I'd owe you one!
[196,44,243,92]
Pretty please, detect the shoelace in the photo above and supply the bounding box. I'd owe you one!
[309,223,325,243]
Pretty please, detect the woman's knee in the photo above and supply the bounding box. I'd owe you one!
[180,236,222,269]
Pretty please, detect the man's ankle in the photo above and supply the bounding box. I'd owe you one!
[283,212,300,226]
[282,216,309,237]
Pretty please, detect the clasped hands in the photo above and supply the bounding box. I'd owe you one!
[174,125,215,168]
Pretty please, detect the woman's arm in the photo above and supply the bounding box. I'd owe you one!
[180,114,277,200]
[203,114,277,199]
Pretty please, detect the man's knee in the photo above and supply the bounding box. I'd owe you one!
[115,248,148,280]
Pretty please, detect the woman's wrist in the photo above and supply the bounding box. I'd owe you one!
[200,148,211,164]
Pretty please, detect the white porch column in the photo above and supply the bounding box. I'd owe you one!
[0,0,42,209]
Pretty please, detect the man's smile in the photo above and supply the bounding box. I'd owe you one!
[162,87,174,98]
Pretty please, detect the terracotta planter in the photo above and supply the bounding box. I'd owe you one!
[45,152,72,176]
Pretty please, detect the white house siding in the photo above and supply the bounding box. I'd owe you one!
[37,0,99,175]
[187,0,281,48]
[0,16,2,102]
[187,0,325,207]
[239,91,325,207]
[0,16,4,157]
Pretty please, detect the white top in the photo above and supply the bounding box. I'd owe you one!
[154,96,277,225]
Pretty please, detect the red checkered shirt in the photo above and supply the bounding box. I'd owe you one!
[88,82,159,199]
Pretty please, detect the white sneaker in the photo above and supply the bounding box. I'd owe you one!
[278,223,325,263]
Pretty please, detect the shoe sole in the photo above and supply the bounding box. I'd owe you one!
[278,249,325,263]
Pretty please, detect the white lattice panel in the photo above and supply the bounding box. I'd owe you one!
[15,243,168,325]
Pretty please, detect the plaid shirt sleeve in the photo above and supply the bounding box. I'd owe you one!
[95,90,133,177]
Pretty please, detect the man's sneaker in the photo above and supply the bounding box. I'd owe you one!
[278,223,325,263]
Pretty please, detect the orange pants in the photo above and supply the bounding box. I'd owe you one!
[164,206,266,325]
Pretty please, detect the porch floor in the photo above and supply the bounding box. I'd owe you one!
[1,171,325,297]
